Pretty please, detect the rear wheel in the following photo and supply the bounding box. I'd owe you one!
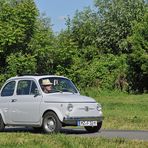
[0,114,5,132]
[42,111,62,134]
[84,121,102,133]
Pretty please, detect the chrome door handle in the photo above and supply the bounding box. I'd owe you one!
[11,99,17,102]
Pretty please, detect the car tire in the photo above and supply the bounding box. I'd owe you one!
[0,114,5,132]
[84,121,102,133]
[42,111,62,134]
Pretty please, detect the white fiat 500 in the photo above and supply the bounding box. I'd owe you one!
[0,75,103,133]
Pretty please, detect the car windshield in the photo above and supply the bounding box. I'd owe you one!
[39,77,78,94]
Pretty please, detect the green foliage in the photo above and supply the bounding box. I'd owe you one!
[53,29,78,76]
[70,53,127,91]
[69,7,100,49]
[0,0,38,50]
[28,14,55,74]
[0,74,7,88]
[127,12,148,93]
[94,0,146,54]
[0,0,38,72]
[6,52,37,76]
[0,0,147,93]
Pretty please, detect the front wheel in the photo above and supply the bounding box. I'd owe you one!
[42,111,62,134]
[84,121,102,133]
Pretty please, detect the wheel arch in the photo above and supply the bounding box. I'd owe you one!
[42,109,63,122]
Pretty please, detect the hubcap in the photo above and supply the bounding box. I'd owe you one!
[44,117,56,132]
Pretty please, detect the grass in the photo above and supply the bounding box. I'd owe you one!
[101,94,148,130]
[83,89,148,130]
[0,133,147,148]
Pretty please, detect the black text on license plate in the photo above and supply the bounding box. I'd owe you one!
[77,121,97,126]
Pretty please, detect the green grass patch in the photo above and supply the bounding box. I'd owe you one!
[94,92,148,130]
[0,133,147,148]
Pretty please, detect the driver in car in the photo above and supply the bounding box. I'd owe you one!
[42,79,53,93]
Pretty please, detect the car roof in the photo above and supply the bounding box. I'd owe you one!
[7,75,68,82]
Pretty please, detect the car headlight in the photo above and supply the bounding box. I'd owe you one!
[97,103,102,111]
[67,104,73,112]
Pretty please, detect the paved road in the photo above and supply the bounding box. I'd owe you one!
[4,127,148,141]
[63,129,148,141]
[62,128,148,141]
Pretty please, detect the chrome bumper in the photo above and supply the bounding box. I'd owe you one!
[63,116,103,126]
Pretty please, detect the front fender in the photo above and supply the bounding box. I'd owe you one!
[41,106,64,122]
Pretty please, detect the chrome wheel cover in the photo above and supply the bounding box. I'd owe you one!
[44,116,56,132]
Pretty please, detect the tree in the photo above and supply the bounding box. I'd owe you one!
[6,52,37,76]
[127,12,148,93]
[69,7,100,49]
[0,0,38,72]
[53,29,78,76]
[94,0,146,54]
[28,14,55,74]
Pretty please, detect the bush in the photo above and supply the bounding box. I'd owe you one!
[70,54,127,91]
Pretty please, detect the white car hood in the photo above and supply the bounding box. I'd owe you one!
[43,93,96,103]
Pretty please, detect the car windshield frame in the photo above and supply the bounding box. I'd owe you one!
[39,77,79,94]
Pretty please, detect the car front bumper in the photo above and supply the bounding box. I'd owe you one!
[63,116,103,126]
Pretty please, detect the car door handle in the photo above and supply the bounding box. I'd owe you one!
[11,99,17,102]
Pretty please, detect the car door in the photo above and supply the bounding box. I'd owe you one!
[9,79,42,124]
[0,81,16,124]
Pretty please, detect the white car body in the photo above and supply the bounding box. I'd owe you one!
[0,75,103,133]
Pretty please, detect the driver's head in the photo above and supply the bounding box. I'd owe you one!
[42,79,53,93]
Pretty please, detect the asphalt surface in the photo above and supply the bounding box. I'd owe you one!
[63,128,148,141]
[100,129,148,141]
[62,128,148,141]
[3,127,148,141]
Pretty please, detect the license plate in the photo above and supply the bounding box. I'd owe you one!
[77,121,97,126]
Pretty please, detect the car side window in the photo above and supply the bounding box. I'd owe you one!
[17,80,31,95]
[17,80,38,95]
[1,81,16,96]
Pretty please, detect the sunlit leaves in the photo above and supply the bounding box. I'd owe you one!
[6,52,37,75]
